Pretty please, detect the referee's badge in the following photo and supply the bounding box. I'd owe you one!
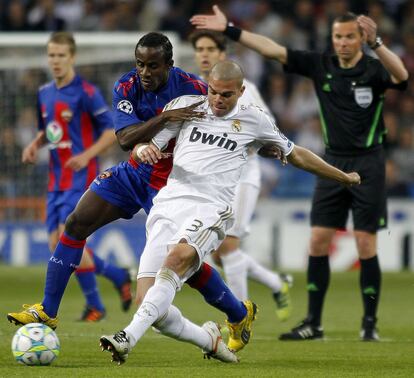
[232,120,241,132]
[354,87,373,108]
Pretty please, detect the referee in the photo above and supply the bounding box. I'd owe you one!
[191,7,409,341]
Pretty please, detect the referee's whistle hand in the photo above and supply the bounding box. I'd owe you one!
[345,172,361,186]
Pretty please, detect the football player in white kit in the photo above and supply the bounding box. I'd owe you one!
[100,61,360,364]
[189,30,293,319]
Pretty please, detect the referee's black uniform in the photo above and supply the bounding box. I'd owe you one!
[284,50,407,232]
[280,49,408,340]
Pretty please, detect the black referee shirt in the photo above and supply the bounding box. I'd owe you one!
[284,49,407,155]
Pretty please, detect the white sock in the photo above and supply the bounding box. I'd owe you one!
[243,252,282,293]
[154,305,211,350]
[124,268,181,347]
[221,249,248,301]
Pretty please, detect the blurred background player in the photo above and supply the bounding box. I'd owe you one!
[191,6,409,341]
[9,32,257,353]
[189,29,293,321]
[19,31,132,322]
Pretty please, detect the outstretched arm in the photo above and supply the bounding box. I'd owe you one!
[358,15,408,83]
[190,4,288,64]
[287,146,360,185]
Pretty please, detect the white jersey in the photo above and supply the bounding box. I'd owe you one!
[152,94,294,208]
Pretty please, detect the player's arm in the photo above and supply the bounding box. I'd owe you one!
[116,100,205,151]
[65,129,116,171]
[190,4,287,64]
[358,15,408,83]
[287,146,361,186]
[22,130,47,164]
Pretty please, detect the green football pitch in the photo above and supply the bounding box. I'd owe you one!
[0,265,413,377]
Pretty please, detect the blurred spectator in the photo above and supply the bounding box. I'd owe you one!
[367,1,396,36]
[383,111,400,156]
[3,0,30,31]
[76,0,100,31]
[385,158,410,197]
[391,127,414,184]
[28,0,66,31]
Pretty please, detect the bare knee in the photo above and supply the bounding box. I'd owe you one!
[65,211,89,240]
[165,242,199,277]
[309,227,336,256]
[355,231,377,259]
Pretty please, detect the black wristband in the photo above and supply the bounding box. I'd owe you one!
[223,22,242,41]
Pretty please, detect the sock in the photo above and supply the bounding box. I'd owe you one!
[307,255,330,327]
[153,305,211,350]
[220,250,248,301]
[91,248,128,289]
[186,262,247,323]
[75,266,105,312]
[42,232,85,318]
[360,255,381,320]
[124,267,180,347]
[242,251,283,293]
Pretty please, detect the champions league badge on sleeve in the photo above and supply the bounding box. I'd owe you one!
[117,100,133,114]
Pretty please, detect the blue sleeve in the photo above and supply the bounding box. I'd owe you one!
[86,86,113,134]
[36,93,45,131]
[112,80,144,133]
[177,72,208,96]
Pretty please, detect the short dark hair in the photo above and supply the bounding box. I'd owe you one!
[135,32,173,63]
[48,32,76,55]
[332,12,364,35]
[189,30,227,52]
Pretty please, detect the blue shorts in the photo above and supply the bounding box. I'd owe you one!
[46,190,84,233]
[89,161,159,219]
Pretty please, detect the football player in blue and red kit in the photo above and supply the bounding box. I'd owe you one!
[8,32,256,353]
[16,32,132,323]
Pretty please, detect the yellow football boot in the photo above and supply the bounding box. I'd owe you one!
[7,303,58,330]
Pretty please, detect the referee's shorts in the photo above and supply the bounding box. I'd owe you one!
[310,149,386,233]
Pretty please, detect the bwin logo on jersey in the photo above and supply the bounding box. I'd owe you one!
[189,127,237,151]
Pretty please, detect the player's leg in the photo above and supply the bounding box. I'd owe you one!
[351,151,385,341]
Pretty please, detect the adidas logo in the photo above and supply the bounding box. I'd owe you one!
[189,127,237,151]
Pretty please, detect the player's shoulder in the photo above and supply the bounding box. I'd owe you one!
[165,94,207,110]
[114,68,139,96]
[170,67,207,95]
[77,75,100,98]
[38,80,54,94]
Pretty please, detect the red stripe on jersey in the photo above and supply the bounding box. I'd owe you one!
[82,80,96,97]
[80,112,97,187]
[60,233,86,248]
[55,101,73,190]
[148,139,175,190]
[177,72,207,94]
[48,158,56,191]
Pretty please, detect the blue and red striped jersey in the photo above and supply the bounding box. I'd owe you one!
[37,74,113,192]
[113,66,207,190]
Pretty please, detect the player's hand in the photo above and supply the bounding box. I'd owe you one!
[344,172,361,186]
[190,5,228,31]
[357,15,377,46]
[65,153,90,171]
[164,100,206,123]
[22,144,38,164]
[133,143,169,165]
[258,143,288,165]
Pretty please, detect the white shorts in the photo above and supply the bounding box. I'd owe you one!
[138,198,233,281]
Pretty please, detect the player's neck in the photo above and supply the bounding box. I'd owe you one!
[54,69,76,89]
[337,50,363,69]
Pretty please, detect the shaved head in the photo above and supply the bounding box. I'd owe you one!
[209,60,244,87]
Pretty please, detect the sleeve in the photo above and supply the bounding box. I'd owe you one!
[255,111,295,156]
[178,72,208,96]
[375,62,408,92]
[112,80,144,133]
[86,86,113,133]
[151,96,190,150]
[36,93,45,131]
[283,49,321,79]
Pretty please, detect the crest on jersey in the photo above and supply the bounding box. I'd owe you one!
[232,120,241,132]
[46,121,63,144]
[61,109,73,122]
[117,100,133,114]
[354,87,373,108]
[98,171,112,180]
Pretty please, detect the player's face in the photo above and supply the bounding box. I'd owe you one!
[194,37,225,76]
[47,42,75,81]
[135,46,172,92]
[332,21,363,62]
[208,77,245,117]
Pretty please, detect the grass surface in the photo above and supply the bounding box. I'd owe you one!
[0,265,413,377]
